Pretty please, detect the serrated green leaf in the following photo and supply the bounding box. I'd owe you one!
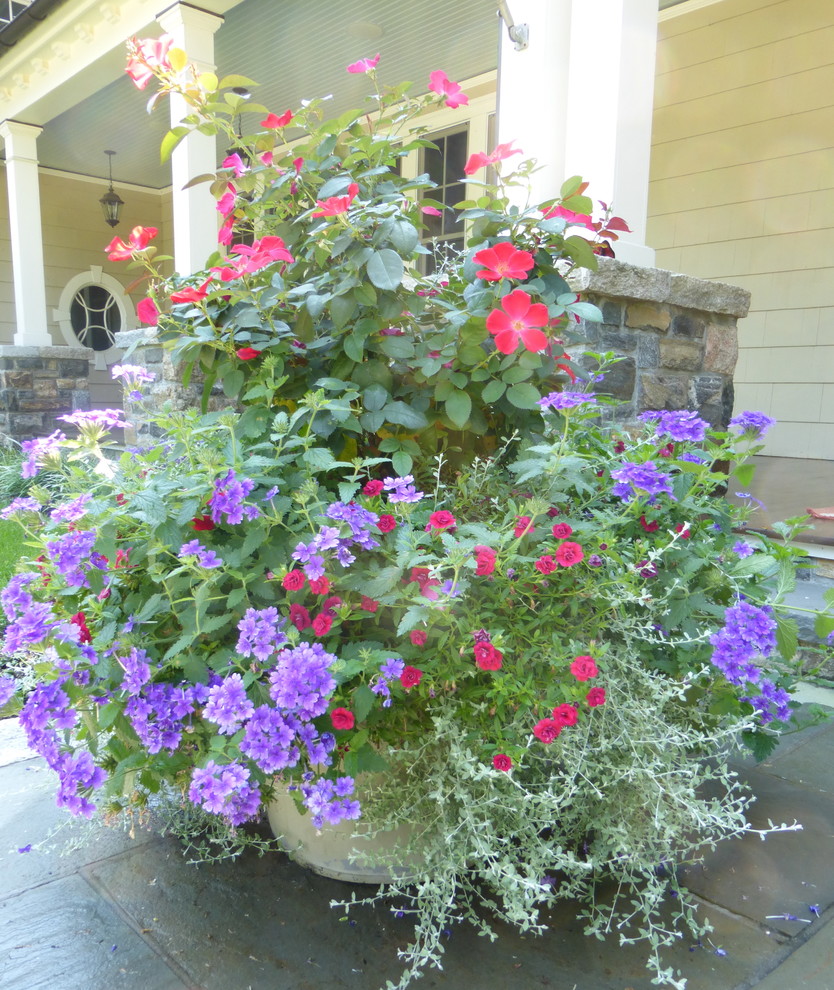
[353,684,376,722]
[775,615,799,661]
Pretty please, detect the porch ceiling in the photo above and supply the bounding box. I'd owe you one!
[26,0,499,190]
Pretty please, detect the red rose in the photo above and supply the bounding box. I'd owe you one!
[363,480,384,496]
[555,541,584,567]
[308,576,330,595]
[400,665,423,690]
[639,515,660,533]
[425,510,457,532]
[282,569,306,591]
[533,718,562,744]
[192,514,215,531]
[586,687,606,708]
[377,514,397,533]
[675,523,691,539]
[534,555,557,575]
[322,595,342,615]
[552,703,578,726]
[311,613,333,637]
[330,707,355,731]
[235,347,261,360]
[361,595,379,613]
[115,493,127,507]
[551,522,573,539]
[410,629,427,646]
[474,642,503,671]
[474,545,496,576]
[513,515,533,537]
[289,603,311,631]
[570,655,598,681]
[492,754,512,772]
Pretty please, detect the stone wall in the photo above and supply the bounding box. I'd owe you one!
[570,259,749,428]
[0,345,92,442]
[114,259,750,438]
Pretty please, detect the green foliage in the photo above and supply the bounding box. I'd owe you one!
[4,43,833,990]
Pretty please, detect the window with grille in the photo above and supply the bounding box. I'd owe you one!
[69,285,122,351]
[420,127,468,274]
[0,1,34,28]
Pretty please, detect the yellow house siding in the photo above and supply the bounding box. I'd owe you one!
[649,0,834,459]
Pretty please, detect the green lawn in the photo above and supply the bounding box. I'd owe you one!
[0,518,25,587]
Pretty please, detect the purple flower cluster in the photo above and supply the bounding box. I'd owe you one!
[189,760,261,825]
[371,657,405,708]
[733,540,755,558]
[125,683,197,753]
[45,530,97,587]
[292,501,380,578]
[119,646,152,695]
[611,461,675,503]
[710,600,789,723]
[300,775,360,829]
[203,673,255,734]
[729,410,776,438]
[59,409,128,431]
[236,607,286,662]
[111,364,156,400]
[383,475,424,503]
[538,391,597,411]
[240,705,301,772]
[640,409,708,443]
[4,601,65,654]
[178,540,223,569]
[0,497,41,519]
[55,750,107,817]
[20,430,65,479]
[0,675,16,708]
[268,642,336,720]
[50,493,93,524]
[208,469,259,524]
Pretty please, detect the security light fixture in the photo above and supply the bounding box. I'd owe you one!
[99,150,124,228]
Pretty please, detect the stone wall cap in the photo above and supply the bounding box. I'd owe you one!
[114,328,161,348]
[570,258,751,318]
[0,345,95,358]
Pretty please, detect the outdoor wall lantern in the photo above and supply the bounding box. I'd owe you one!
[99,150,124,228]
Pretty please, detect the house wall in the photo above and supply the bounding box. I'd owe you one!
[0,168,166,408]
[649,0,834,459]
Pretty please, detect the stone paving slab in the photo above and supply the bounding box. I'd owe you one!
[678,767,834,939]
[0,874,189,990]
[0,718,31,769]
[83,832,787,990]
[0,756,156,901]
[753,915,834,990]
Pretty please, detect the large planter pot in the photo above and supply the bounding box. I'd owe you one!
[267,784,420,884]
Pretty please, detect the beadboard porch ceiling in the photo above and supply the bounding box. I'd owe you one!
[28,0,500,190]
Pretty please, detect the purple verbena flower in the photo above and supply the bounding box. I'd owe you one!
[59,409,128,431]
[383,475,424,504]
[729,411,776,438]
[203,673,255,735]
[640,409,708,443]
[611,461,674,503]
[207,469,256,525]
[268,642,337,719]
[236,607,286,662]
[188,760,261,825]
[538,391,597,411]
[20,431,65,479]
[1,497,41,519]
[50,494,93,524]
[733,540,755,558]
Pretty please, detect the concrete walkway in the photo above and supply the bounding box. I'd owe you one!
[2,694,834,990]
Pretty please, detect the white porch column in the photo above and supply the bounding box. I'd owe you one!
[497,0,658,267]
[157,3,224,275]
[0,120,51,345]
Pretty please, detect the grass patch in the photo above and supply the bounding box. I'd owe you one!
[0,519,26,587]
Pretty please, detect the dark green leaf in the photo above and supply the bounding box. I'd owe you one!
[366,249,404,291]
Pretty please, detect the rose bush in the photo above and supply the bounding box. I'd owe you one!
[1,41,832,990]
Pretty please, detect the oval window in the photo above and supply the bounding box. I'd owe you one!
[69,284,123,351]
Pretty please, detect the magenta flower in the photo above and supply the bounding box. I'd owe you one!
[486,289,549,354]
[346,53,380,73]
[464,142,522,175]
[427,70,468,108]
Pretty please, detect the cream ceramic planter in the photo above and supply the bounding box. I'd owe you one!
[267,785,420,884]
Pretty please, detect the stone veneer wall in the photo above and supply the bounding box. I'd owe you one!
[0,345,93,442]
[570,259,750,428]
[115,259,750,435]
